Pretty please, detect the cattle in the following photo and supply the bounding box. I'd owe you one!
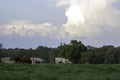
[55,57,71,64]
[1,57,15,64]
[15,56,32,64]
[30,58,44,65]
[15,56,20,63]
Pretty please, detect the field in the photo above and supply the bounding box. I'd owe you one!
[0,63,120,80]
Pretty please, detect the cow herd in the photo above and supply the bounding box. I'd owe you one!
[15,57,45,64]
[0,57,72,64]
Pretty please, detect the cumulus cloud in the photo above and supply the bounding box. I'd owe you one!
[0,0,120,38]
[57,0,120,37]
[0,20,68,39]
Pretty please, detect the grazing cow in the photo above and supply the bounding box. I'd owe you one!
[15,56,32,64]
[15,56,20,63]
[31,58,44,64]
[55,57,71,64]
[1,57,15,64]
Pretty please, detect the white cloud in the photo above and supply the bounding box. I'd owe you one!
[0,0,120,39]
[58,0,120,37]
[0,20,69,39]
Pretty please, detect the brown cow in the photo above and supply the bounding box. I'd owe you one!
[15,56,32,64]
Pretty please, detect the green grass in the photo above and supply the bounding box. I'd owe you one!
[0,63,120,80]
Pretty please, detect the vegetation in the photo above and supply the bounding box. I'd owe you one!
[0,41,120,80]
[0,40,120,64]
[0,63,120,80]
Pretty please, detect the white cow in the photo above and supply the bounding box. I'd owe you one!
[1,57,15,64]
[31,58,44,64]
[55,57,71,64]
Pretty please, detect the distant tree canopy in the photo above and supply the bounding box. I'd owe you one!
[0,43,3,62]
[0,40,120,64]
[57,40,87,63]
[0,43,3,50]
[81,46,120,64]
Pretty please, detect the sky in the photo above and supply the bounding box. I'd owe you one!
[0,0,120,49]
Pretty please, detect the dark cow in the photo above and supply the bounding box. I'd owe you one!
[15,56,32,64]
[15,56,20,63]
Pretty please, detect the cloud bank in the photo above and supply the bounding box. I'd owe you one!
[0,20,68,39]
[0,0,120,38]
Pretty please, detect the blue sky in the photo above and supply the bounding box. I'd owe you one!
[0,0,120,49]
[0,0,66,25]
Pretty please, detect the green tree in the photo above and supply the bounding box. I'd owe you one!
[0,43,3,62]
[36,46,53,63]
[116,47,120,63]
[81,50,104,64]
[0,43,3,50]
[105,47,117,64]
[48,48,57,64]
[57,40,87,64]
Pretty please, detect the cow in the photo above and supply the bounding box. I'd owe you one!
[15,56,32,64]
[55,57,71,64]
[15,56,20,63]
[1,57,15,64]
[30,58,44,65]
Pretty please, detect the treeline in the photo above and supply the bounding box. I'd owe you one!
[0,40,120,64]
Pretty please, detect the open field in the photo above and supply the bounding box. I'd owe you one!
[0,63,120,80]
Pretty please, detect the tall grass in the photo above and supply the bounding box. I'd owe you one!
[0,63,120,80]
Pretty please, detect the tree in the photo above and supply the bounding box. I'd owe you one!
[68,40,87,63]
[0,43,3,50]
[48,48,57,64]
[57,40,87,64]
[70,40,78,45]
[36,46,53,63]
[116,47,120,63]
[0,43,3,62]
[80,49,104,64]
[105,47,117,64]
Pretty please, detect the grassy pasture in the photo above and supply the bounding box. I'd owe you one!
[0,63,120,80]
